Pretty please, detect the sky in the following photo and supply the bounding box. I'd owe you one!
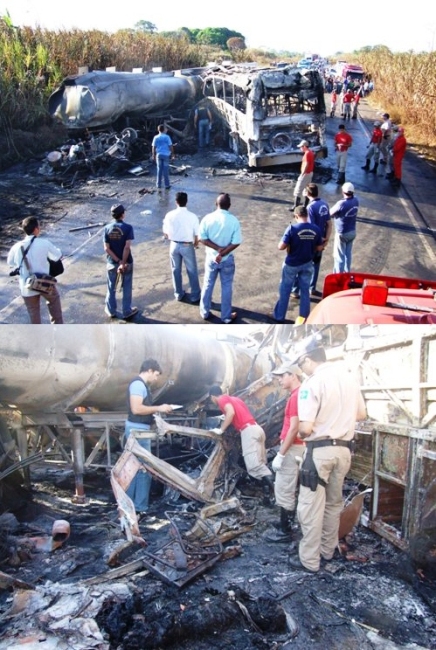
[2,0,436,55]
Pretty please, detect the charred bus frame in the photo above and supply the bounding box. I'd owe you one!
[203,64,327,168]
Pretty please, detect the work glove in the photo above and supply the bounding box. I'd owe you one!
[210,427,223,435]
[272,452,285,472]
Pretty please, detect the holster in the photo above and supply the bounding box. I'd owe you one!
[299,447,326,492]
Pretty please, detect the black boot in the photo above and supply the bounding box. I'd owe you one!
[337,171,346,185]
[289,196,301,212]
[265,507,295,542]
[369,163,379,174]
[361,160,370,171]
[261,475,275,507]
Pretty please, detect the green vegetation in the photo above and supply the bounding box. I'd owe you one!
[347,46,436,147]
[0,18,435,170]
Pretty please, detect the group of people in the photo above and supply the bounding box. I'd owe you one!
[7,105,405,325]
[125,340,366,574]
[273,178,359,323]
[361,113,407,188]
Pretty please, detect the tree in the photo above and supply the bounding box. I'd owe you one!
[134,20,157,33]
[196,27,245,49]
[227,37,246,51]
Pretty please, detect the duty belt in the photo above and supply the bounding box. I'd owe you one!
[306,438,353,449]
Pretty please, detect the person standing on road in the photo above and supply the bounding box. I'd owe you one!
[103,204,137,320]
[288,342,366,573]
[151,124,175,191]
[391,127,407,189]
[379,113,392,166]
[291,184,332,298]
[267,364,303,543]
[330,182,359,274]
[341,88,354,121]
[361,121,383,174]
[199,193,242,323]
[162,192,201,304]
[194,104,213,149]
[208,385,275,506]
[291,140,315,210]
[273,205,323,324]
[334,124,353,185]
[124,359,174,513]
[7,216,63,324]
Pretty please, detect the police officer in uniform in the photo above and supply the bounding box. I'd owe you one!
[288,341,366,573]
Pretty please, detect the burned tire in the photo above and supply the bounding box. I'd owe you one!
[269,131,293,153]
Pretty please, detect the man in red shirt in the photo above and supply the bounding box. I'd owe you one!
[209,385,274,504]
[267,363,303,542]
[334,124,353,185]
[341,89,354,121]
[361,121,383,174]
[291,140,315,210]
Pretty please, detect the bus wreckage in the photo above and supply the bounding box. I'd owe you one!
[203,64,327,167]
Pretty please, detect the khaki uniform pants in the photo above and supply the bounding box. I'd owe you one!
[297,445,351,571]
[293,172,313,200]
[336,150,348,173]
[240,424,271,479]
[274,443,303,511]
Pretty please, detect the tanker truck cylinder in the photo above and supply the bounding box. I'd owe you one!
[71,428,86,502]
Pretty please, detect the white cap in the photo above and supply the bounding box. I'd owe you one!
[342,182,354,193]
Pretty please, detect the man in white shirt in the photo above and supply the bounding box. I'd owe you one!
[162,192,201,303]
[7,217,63,324]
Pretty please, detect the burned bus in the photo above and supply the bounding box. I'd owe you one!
[203,64,327,168]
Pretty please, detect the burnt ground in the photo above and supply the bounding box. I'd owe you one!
[1,97,436,325]
[1,463,435,650]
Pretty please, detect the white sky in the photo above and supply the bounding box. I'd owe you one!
[2,0,436,55]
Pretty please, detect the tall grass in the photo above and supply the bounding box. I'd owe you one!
[0,21,205,167]
[352,48,436,146]
[1,21,435,167]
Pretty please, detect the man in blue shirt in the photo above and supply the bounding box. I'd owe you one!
[273,206,323,323]
[103,204,137,319]
[199,193,242,323]
[330,182,359,273]
[152,124,175,190]
[291,183,332,298]
[125,359,173,512]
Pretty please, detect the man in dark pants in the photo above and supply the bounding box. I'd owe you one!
[103,204,137,320]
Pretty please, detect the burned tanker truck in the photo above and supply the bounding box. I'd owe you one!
[48,64,326,168]
[48,68,205,134]
[202,64,327,167]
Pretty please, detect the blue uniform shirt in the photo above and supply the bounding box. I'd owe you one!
[282,221,322,267]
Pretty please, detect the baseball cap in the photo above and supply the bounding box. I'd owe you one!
[297,140,309,148]
[272,363,302,376]
[342,182,354,194]
[111,204,125,218]
[374,121,381,127]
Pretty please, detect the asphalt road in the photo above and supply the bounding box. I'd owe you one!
[1,96,435,325]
